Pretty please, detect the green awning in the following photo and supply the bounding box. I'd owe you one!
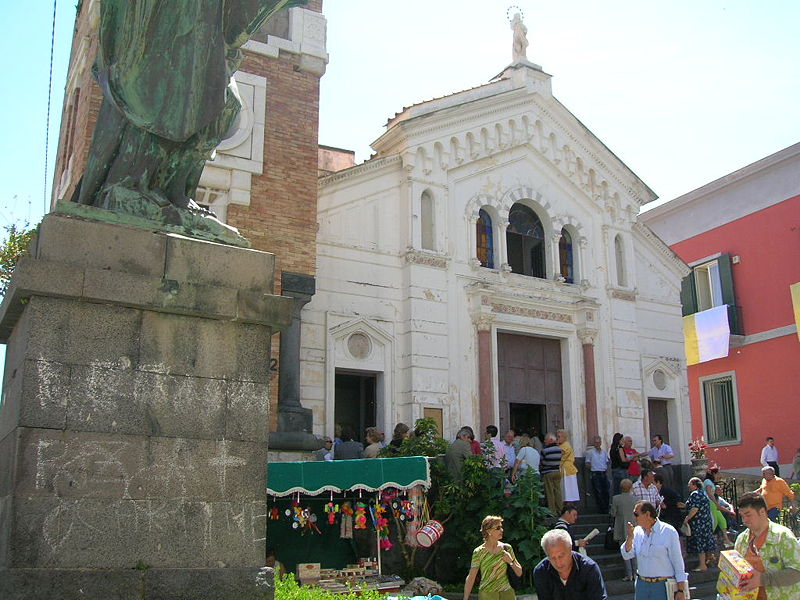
[267,456,430,497]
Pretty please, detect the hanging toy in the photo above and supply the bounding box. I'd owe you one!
[303,509,322,535]
[292,501,306,529]
[354,502,368,529]
[376,503,392,550]
[399,499,415,521]
[324,502,339,525]
[270,506,280,520]
[340,501,354,539]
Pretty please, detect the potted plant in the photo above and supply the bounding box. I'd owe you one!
[688,436,709,476]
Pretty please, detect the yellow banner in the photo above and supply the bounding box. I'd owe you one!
[683,314,700,366]
[791,282,800,341]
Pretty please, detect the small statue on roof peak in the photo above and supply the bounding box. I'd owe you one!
[509,9,528,62]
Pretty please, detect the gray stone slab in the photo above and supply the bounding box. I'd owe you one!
[14,429,149,500]
[0,567,144,600]
[15,359,70,433]
[0,430,18,498]
[65,364,146,435]
[238,290,294,329]
[139,311,238,380]
[226,380,270,441]
[145,437,267,501]
[144,567,271,600]
[21,296,142,367]
[165,234,275,292]
[37,213,167,277]
[234,323,274,384]
[82,268,239,320]
[0,496,11,567]
[134,371,227,439]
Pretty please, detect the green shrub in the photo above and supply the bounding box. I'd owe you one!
[276,573,392,600]
[0,223,35,298]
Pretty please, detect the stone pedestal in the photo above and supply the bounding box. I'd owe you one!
[0,213,292,599]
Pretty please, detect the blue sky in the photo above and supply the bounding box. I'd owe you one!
[2,0,799,231]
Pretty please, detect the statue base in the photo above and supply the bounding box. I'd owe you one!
[57,194,250,248]
[0,214,291,599]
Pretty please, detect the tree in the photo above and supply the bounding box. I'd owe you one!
[0,223,35,298]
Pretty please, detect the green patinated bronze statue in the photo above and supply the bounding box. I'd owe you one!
[67,0,305,245]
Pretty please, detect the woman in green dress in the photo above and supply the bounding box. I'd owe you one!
[463,515,522,600]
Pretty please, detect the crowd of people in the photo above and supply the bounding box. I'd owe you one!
[310,425,800,598]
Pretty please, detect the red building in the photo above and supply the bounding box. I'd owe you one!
[642,142,800,474]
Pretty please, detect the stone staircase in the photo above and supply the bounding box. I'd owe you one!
[572,511,721,600]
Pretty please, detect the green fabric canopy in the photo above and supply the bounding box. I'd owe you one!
[267,456,430,497]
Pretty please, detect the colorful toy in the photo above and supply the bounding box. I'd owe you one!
[354,502,368,529]
[270,506,280,520]
[340,501,354,539]
[376,503,392,550]
[324,502,339,525]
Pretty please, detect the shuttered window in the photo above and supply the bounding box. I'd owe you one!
[680,253,741,334]
[701,374,740,444]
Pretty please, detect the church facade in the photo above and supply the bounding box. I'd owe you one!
[302,57,690,455]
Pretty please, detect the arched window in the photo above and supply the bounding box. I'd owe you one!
[506,203,546,278]
[559,228,574,283]
[476,209,494,268]
[420,191,435,250]
[614,234,626,287]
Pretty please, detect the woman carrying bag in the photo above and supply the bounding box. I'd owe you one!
[463,515,523,600]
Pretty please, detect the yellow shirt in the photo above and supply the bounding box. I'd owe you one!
[760,477,795,510]
[559,441,578,476]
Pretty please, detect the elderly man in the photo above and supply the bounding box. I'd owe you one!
[540,433,564,516]
[445,427,474,481]
[631,469,663,509]
[757,466,797,522]
[533,529,608,599]
[622,501,687,600]
[501,429,517,471]
[733,491,800,599]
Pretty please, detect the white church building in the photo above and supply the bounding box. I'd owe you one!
[300,30,690,456]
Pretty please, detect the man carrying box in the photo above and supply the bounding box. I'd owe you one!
[731,492,800,600]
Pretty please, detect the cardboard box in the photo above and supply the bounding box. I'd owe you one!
[297,562,321,582]
[719,550,755,586]
[716,570,758,600]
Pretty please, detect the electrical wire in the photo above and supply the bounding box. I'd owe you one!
[43,0,58,214]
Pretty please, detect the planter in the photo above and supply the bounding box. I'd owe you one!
[691,457,709,477]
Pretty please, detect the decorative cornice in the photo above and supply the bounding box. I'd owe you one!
[318,155,403,187]
[490,302,572,323]
[577,328,597,345]
[473,313,495,331]
[610,289,636,302]
[405,251,449,269]
[632,221,690,278]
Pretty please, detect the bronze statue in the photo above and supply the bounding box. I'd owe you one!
[74,0,304,217]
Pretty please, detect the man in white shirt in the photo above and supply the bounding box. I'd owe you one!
[631,469,663,510]
[761,436,781,477]
[622,501,687,600]
[502,429,517,471]
[586,435,611,513]
[648,434,676,488]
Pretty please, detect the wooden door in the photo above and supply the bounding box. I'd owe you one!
[498,333,563,434]
[647,398,670,443]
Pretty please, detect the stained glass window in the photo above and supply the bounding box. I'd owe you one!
[559,228,574,283]
[476,209,494,268]
[507,203,545,278]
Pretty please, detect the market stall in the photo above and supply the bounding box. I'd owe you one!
[267,456,431,589]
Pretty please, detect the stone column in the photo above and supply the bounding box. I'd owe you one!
[475,314,495,432]
[497,217,510,272]
[0,213,292,599]
[270,272,320,451]
[578,329,599,443]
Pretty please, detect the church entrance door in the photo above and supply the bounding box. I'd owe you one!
[334,371,376,444]
[498,333,563,437]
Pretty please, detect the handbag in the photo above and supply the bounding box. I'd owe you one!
[604,526,617,551]
[504,545,523,591]
[680,521,692,537]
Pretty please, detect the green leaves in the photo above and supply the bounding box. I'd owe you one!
[0,222,34,298]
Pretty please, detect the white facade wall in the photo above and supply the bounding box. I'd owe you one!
[302,64,690,455]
